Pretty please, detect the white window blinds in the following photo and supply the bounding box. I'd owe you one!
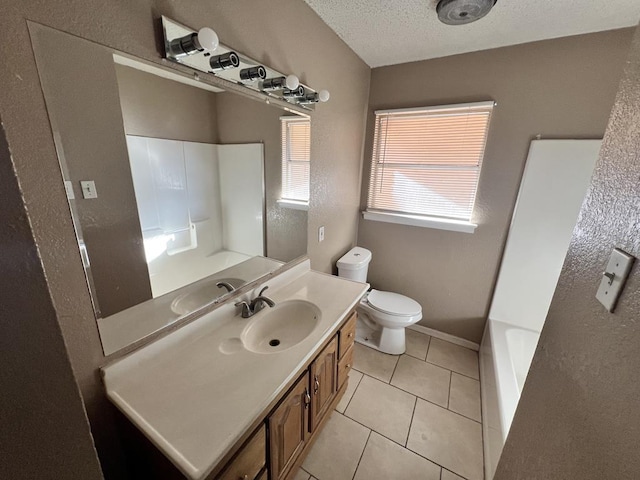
[367,101,494,221]
[281,117,310,202]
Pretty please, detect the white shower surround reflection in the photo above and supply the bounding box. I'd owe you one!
[126,135,264,297]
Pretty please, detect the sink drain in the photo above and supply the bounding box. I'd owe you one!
[269,339,281,347]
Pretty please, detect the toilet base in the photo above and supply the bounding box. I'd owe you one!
[355,316,406,355]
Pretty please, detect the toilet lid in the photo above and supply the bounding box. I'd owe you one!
[367,290,422,316]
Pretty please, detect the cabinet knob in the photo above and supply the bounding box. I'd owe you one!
[314,375,320,394]
[348,332,354,338]
[240,476,248,480]
[346,364,351,368]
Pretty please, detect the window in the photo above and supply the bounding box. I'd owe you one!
[279,116,310,210]
[365,101,494,232]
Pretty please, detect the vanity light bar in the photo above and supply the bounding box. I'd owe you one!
[162,16,330,108]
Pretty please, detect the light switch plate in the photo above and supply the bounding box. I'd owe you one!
[596,248,635,312]
[80,180,98,199]
[318,226,325,242]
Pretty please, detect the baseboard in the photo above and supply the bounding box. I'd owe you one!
[407,324,480,351]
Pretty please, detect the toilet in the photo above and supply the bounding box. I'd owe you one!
[337,247,422,355]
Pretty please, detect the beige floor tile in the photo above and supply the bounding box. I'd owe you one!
[335,369,364,414]
[449,372,481,422]
[302,412,369,480]
[292,469,311,480]
[390,355,451,407]
[407,399,483,480]
[427,338,479,380]
[353,431,441,480]
[352,343,399,382]
[442,470,466,480]
[405,329,431,360]
[345,375,416,445]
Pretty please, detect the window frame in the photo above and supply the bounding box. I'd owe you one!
[279,115,311,211]
[364,101,494,233]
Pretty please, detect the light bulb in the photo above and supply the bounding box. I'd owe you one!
[318,90,330,102]
[286,75,300,90]
[196,27,219,52]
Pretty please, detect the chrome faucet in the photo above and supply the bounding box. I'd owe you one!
[216,281,236,293]
[235,286,276,318]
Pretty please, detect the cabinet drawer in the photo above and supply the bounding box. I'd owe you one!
[338,345,354,388]
[218,425,266,480]
[339,311,357,359]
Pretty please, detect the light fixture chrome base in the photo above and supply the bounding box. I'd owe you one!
[436,0,497,25]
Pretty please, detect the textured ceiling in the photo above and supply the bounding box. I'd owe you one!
[303,0,640,67]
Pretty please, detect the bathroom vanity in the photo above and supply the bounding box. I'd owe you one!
[102,260,367,480]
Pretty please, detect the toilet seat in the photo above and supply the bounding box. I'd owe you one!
[366,290,421,317]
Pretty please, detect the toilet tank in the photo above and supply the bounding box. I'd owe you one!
[337,247,372,282]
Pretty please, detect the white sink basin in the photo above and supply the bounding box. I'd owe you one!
[171,278,245,315]
[241,300,321,354]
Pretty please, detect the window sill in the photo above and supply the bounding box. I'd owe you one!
[362,210,477,233]
[277,199,309,211]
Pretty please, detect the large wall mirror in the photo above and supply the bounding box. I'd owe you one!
[29,23,309,355]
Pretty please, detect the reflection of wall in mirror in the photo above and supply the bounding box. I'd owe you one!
[118,65,308,264]
[31,26,154,318]
[216,93,308,262]
[125,135,264,297]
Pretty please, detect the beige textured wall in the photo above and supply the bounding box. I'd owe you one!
[496,23,640,479]
[0,120,104,479]
[115,64,219,143]
[215,92,308,262]
[0,1,369,477]
[359,29,633,343]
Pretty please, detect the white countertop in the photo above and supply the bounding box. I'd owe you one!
[101,261,368,479]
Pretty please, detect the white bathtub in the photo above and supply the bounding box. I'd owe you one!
[480,320,540,479]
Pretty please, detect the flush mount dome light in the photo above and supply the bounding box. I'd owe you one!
[436,0,497,25]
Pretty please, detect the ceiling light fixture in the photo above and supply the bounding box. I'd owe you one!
[436,0,497,25]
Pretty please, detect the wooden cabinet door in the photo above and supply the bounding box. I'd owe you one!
[310,336,338,431]
[269,372,310,480]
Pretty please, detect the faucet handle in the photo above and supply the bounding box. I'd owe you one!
[258,285,269,296]
[234,300,253,318]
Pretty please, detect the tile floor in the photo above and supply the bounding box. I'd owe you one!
[296,330,483,480]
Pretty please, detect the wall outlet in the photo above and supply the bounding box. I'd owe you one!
[318,226,325,243]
